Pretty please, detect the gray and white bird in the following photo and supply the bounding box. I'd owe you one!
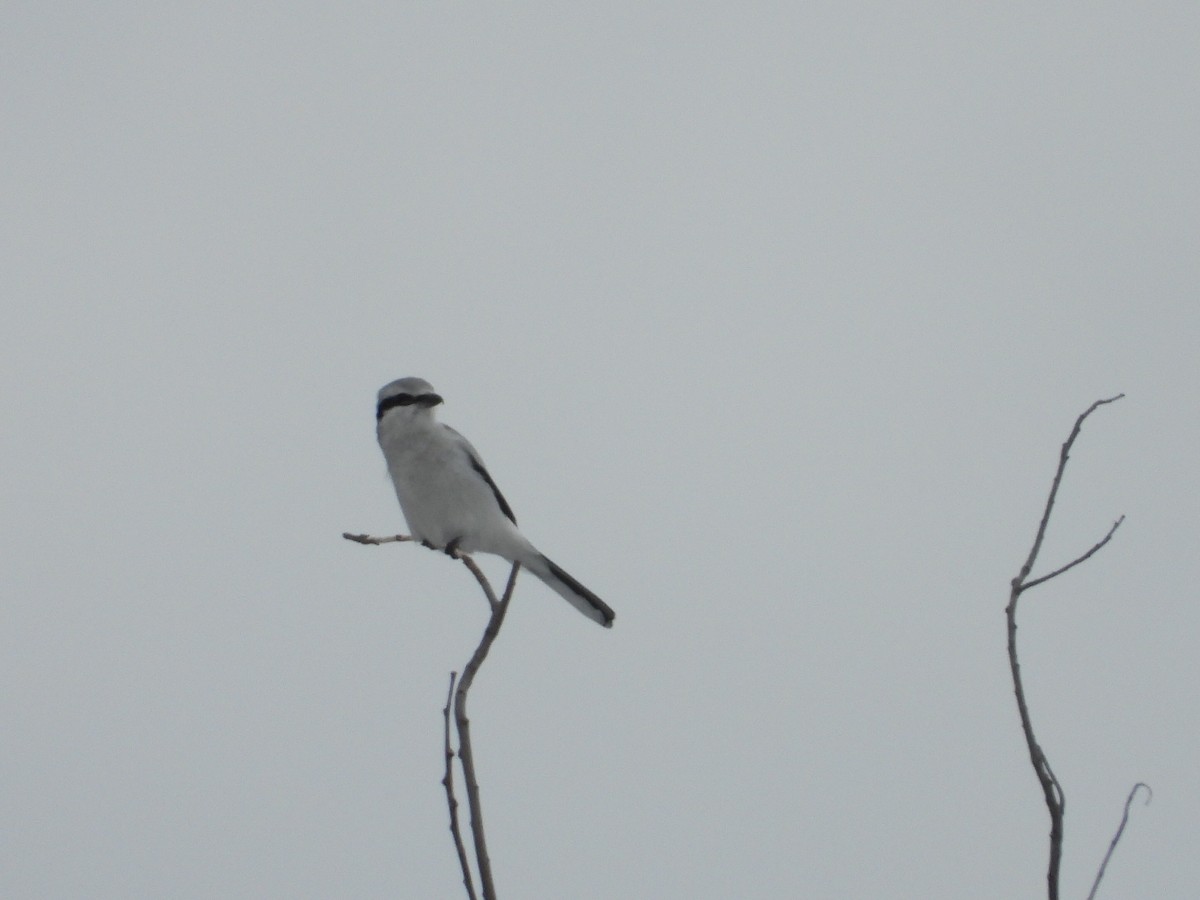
[375,377,615,628]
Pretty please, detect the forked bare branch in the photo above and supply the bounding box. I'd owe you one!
[454,563,520,900]
[342,532,498,611]
[344,533,520,898]
[1013,393,1124,587]
[1007,395,1126,900]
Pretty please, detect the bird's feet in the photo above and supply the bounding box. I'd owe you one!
[444,537,463,558]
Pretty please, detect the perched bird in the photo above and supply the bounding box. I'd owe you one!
[375,377,615,628]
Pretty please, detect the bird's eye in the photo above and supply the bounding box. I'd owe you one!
[393,394,415,406]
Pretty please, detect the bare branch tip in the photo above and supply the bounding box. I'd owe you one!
[342,532,412,545]
[1086,780,1153,900]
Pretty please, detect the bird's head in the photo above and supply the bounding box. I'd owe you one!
[376,377,444,423]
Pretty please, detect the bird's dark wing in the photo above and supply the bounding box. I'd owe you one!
[444,425,517,524]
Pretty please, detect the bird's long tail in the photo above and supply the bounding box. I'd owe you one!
[520,553,615,628]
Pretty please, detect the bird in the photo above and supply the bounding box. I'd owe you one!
[375,377,615,628]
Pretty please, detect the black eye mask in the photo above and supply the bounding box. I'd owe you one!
[376,392,443,421]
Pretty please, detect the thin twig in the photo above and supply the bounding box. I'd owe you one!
[454,563,520,900]
[1086,782,1152,900]
[1023,516,1125,591]
[343,532,413,545]
[457,555,501,612]
[1007,394,1125,900]
[442,672,478,900]
[343,532,499,612]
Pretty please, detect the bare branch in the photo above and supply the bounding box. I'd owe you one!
[455,563,520,900]
[1008,575,1068,900]
[342,532,413,545]
[1022,516,1125,592]
[456,554,501,612]
[1086,782,1152,900]
[1007,395,1124,900]
[441,672,478,900]
[343,528,520,897]
[343,532,499,612]
[344,530,521,897]
[1015,394,1125,587]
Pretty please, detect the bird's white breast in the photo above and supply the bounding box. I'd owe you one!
[377,417,513,554]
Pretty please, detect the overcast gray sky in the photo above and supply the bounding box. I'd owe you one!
[4,3,1198,898]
